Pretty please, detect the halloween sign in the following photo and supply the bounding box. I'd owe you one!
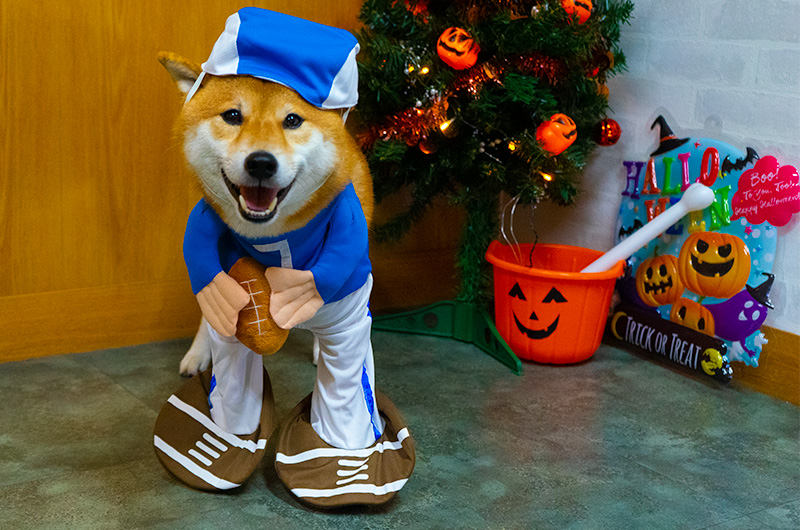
[614,115,795,372]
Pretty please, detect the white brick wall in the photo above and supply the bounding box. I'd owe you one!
[518,0,800,334]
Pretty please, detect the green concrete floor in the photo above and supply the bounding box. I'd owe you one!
[1,329,798,529]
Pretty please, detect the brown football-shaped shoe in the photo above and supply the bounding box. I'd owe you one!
[227,257,289,355]
[153,367,276,490]
[275,392,415,508]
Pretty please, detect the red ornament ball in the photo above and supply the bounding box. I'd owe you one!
[595,118,621,146]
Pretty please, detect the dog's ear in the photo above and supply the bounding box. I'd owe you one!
[158,52,202,96]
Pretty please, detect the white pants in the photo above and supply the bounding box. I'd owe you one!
[208,274,384,449]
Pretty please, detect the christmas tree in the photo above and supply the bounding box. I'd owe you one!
[357,0,634,305]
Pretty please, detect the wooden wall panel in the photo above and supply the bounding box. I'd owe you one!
[0,0,464,362]
[735,327,800,406]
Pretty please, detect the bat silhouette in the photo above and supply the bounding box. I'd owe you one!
[721,147,759,176]
[618,218,643,240]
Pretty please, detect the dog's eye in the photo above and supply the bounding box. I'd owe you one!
[283,113,304,130]
[221,109,243,126]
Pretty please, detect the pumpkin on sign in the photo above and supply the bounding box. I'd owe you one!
[635,254,684,307]
[670,297,716,337]
[677,231,751,299]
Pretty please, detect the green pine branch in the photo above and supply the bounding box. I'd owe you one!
[357,0,635,303]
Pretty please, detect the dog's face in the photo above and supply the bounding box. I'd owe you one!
[175,74,348,239]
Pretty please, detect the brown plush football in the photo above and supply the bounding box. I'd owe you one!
[227,257,289,355]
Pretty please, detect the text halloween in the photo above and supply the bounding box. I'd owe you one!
[621,147,733,233]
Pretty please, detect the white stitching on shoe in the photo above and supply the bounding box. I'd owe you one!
[291,479,409,499]
[154,435,240,490]
[276,428,409,464]
[168,395,268,453]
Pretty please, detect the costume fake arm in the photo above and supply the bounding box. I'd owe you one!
[267,188,369,329]
[184,201,249,336]
[265,268,323,329]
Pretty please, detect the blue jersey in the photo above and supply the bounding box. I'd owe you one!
[183,183,371,304]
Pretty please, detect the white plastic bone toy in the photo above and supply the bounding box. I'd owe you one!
[581,182,716,274]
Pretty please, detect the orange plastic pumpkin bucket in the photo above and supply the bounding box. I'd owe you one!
[485,240,624,364]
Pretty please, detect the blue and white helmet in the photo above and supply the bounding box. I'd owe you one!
[185,7,360,110]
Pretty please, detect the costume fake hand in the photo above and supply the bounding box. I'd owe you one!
[195,271,250,337]
[265,267,324,329]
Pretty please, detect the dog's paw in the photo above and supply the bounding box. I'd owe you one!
[179,348,211,377]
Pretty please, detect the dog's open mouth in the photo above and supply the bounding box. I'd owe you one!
[222,168,292,223]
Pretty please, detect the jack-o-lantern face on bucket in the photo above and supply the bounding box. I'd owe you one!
[678,232,751,299]
[635,254,684,307]
[437,27,480,70]
[509,282,568,340]
[536,113,577,155]
[670,298,715,336]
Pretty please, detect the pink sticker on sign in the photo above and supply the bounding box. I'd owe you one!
[731,156,800,227]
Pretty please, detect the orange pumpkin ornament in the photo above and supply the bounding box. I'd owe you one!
[677,231,751,299]
[536,113,577,155]
[437,27,480,70]
[562,0,593,24]
[670,298,715,337]
[635,254,684,307]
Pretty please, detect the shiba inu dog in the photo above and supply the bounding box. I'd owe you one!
[159,52,374,376]
[153,7,414,508]
[164,55,374,238]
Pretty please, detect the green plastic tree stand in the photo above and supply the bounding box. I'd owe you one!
[372,301,523,375]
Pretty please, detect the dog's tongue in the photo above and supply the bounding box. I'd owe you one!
[240,185,279,212]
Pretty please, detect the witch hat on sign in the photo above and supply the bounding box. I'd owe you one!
[747,272,775,309]
[650,115,690,156]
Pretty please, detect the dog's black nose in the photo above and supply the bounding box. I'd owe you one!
[244,151,278,181]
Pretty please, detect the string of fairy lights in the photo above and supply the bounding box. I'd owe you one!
[357,0,622,163]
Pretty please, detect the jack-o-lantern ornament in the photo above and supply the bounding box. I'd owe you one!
[678,231,751,299]
[562,0,592,24]
[635,254,684,307]
[437,27,480,70]
[670,298,715,337]
[536,113,577,155]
